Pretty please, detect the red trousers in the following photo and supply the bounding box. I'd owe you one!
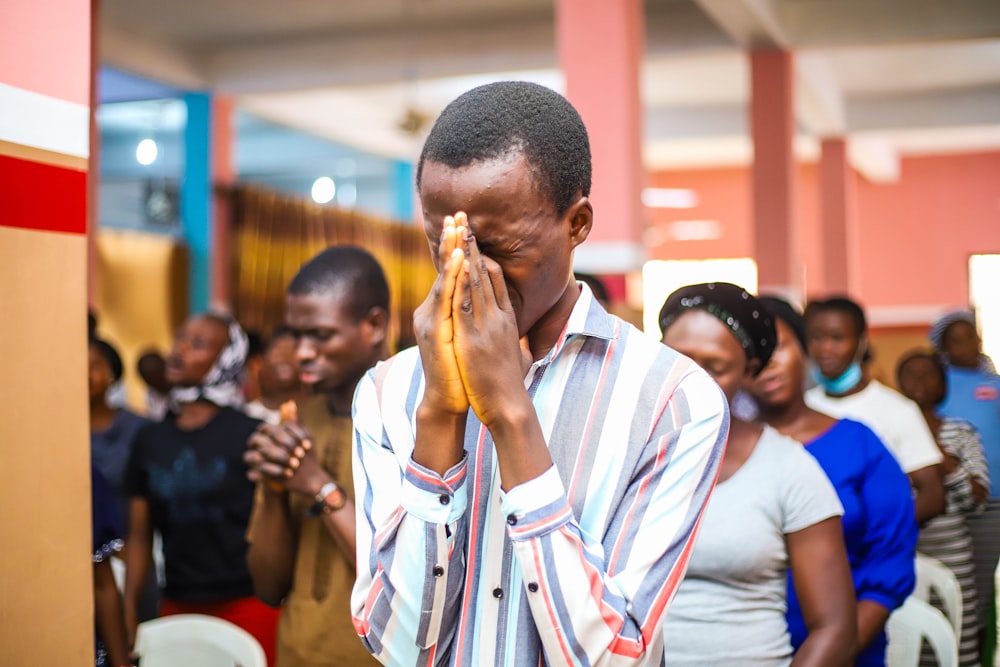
[160,596,280,667]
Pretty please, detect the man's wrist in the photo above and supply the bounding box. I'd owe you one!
[414,405,468,475]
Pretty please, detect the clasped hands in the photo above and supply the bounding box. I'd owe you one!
[414,212,532,429]
[244,421,331,497]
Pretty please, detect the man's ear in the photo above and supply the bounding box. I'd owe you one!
[363,307,389,348]
[566,196,593,249]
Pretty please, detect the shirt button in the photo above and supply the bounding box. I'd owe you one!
[438,494,450,505]
[506,514,517,526]
[527,582,539,593]
[492,587,504,599]
[432,564,445,578]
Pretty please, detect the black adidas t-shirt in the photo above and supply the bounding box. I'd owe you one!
[125,407,260,601]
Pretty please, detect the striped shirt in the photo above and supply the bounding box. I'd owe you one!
[351,286,729,666]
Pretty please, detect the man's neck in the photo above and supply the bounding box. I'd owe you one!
[526,282,581,361]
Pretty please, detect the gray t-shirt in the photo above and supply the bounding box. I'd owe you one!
[662,426,844,666]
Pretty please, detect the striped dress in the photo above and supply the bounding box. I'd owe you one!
[917,418,991,667]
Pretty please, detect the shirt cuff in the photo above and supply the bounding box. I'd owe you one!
[501,465,574,541]
[401,455,469,524]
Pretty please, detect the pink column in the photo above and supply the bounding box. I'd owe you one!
[0,0,93,661]
[818,138,856,294]
[750,50,799,297]
[211,95,236,309]
[555,0,646,277]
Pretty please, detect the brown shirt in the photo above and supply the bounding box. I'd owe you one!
[248,396,379,667]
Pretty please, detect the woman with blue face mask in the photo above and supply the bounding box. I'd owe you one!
[803,297,946,526]
[749,297,917,667]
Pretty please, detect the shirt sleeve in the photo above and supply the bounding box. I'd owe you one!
[350,363,469,666]
[777,433,844,534]
[853,424,918,611]
[942,420,990,512]
[502,367,728,666]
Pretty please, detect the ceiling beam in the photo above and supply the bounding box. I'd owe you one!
[848,86,1000,132]
[794,53,846,136]
[691,0,788,49]
[100,17,207,90]
[777,0,1000,47]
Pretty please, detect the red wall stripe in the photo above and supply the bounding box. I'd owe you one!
[0,154,86,235]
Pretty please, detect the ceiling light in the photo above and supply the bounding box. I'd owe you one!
[136,138,158,166]
[311,177,336,204]
[641,188,698,209]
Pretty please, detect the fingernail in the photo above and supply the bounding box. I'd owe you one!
[294,447,305,458]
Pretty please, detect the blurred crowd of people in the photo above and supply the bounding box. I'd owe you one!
[83,82,1000,667]
[87,270,1000,667]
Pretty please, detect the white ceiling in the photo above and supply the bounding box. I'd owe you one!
[99,0,1000,174]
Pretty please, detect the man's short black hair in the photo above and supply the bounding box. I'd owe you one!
[804,296,868,337]
[287,246,389,320]
[416,81,592,216]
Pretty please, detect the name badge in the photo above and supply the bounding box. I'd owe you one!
[975,385,999,401]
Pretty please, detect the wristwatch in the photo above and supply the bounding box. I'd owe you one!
[306,481,346,517]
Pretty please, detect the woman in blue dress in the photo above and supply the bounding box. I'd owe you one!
[747,297,917,667]
[93,465,130,667]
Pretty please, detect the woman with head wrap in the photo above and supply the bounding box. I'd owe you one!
[929,310,1000,663]
[748,297,917,667]
[122,313,280,664]
[659,283,856,666]
[897,349,988,667]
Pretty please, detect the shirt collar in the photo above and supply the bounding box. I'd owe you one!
[538,282,618,366]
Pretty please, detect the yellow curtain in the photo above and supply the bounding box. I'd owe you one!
[230,185,437,352]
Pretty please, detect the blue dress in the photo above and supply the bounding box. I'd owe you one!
[786,419,918,667]
[92,466,123,667]
[939,367,1000,485]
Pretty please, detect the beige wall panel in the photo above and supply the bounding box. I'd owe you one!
[0,227,91,664]
[95,230,188,411]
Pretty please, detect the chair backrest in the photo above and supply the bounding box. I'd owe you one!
[913,553,963,637]
[886,597,958,667]
[134,614,267,667]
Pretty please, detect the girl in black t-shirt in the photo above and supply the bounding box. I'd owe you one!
[123,313,279,665]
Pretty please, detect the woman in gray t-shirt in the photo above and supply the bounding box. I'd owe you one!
[659,283,855,666]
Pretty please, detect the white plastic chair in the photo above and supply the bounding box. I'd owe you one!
[994,558,1000,667]
[886,597,958,667]
[134,614,267,667]
[913,552,963,638]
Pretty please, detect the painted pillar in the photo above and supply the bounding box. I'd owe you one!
[818,138,857,295]
[0,0,94,663]
[750,50,799,297]
[393,159,416,224]
[211,95,235,310]
[182,92,212,314]
[555,0,646,275]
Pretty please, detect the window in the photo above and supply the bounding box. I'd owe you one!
[969,254,1000,364]
[639,258,758,337]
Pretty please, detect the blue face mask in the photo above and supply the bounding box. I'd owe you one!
[811,362,862,396]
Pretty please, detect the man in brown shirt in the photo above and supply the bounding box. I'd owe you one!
[245,246,389,666]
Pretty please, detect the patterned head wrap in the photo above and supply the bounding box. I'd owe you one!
[659,282,777,376]
[928,310,997,375]
[168,315,249,410]
[759,296,808,352]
